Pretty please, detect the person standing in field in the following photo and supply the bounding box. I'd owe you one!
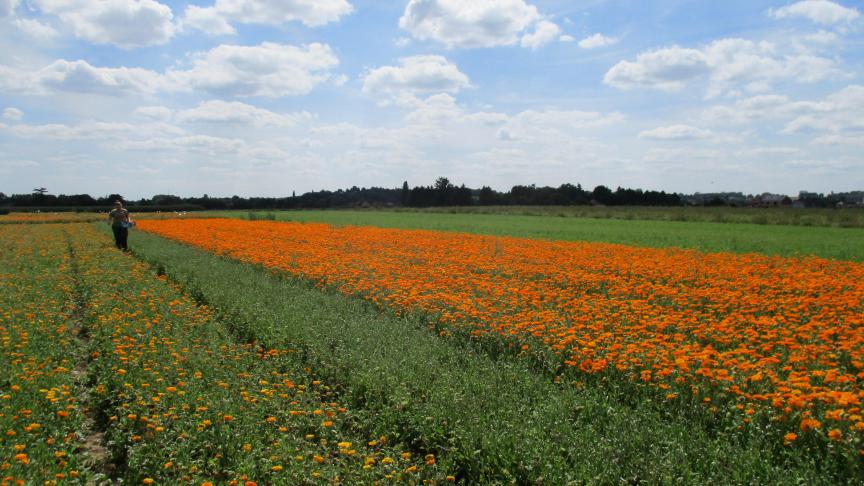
[107,200,132,250]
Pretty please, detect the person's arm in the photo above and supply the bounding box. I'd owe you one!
[107,211,113,226]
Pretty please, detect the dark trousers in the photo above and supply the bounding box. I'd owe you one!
[112,225,128,250]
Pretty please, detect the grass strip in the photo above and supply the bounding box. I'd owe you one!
[126,226,861,484]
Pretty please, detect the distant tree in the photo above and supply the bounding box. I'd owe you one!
[592,185,614,205]
[434,177,452,205]
[478,186,499,205]
[401,181,410,206]
[32,187,48,195]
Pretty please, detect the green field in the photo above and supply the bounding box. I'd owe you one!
[387,205,864,228]
[213,209,864,261]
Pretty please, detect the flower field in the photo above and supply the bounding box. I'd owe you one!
[0,213,104,224]
[138,218,864,450]
[0,223,444,484]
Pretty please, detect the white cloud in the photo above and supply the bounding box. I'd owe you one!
[33,0,176,48]
[403,93,507,125]
[176,100,302,127]
[182,5,235,35]
[399,0,562,49]
[133,105,173,121]
[578,33,618,49]
[0,60,168,95]
[703,84,864,137]
[168,42,340,97]
[604,38,843,97]
[0,42,340,98]
[559,34,574,42]
[769,1,860,25]
[182,0,352,35]
[0,120,184,140]
[639,124,714,141]
[362,55,472,101]
[604,46,709,91]
[520,20,561,49]
[812,134,864,147]
[2,107,23,120]
[14,18,60,40]
[116,134,246,154]
[803,29,840,44]
[0,0,19,17]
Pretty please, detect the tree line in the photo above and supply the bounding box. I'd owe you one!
[1,178,859,211]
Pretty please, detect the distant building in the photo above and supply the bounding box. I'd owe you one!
[750,193,788,207]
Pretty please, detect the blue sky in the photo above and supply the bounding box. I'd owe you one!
[1,0,862,198]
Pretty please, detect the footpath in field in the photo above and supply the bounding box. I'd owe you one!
[132,220,863,483]
[1,223,444,484]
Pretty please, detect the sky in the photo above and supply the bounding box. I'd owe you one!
[0,0,863,199]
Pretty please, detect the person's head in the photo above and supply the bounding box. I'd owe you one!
[114,200,123,209]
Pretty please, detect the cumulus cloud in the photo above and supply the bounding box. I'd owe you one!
[604,46,709,91]
[33,0,176,48]
[578,33,618,49]
[133,105,173,120]
[604,38,843,97]
[2,107,23,120]
[403,93,506,125]
[176,100,302,127]
[0,42,340,98]
[399,0,563,49]
[168,42,339,97]
[769,0,860,25]
[520,20,561,49]
[703,84,864,136]
[182,0,352,35]
[14,18,60,40]
[362,55,471,102]
[639,124,714,141]
[0,60,169,95]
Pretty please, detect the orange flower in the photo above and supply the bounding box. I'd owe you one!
[138,218,864,432]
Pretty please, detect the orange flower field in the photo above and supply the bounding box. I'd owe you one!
[139,218,864,442]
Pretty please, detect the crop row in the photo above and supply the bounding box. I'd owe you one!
[137,218,864,450]
[0,225,90,484]
[1,223,444,484]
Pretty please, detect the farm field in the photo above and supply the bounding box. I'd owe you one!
[2,216,863,483]
[132,217,862,483]
[215,209,864,261]
[1,223,444,484]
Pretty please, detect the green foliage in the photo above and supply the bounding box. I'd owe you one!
[127,228,863,484]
